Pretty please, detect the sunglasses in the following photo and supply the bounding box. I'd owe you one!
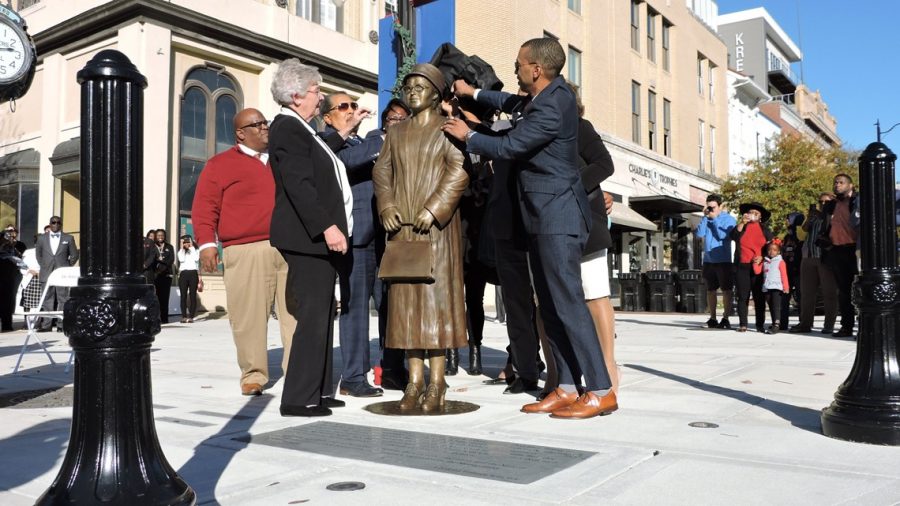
[329,102,359,112]
[239,120,269,130]
[386,115,407,122]
[50,220,61,225]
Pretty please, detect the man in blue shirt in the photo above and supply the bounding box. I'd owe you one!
[694,194,736,329]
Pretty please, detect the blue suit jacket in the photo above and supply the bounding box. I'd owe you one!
[320,126,384,246]
[467,76,590,236]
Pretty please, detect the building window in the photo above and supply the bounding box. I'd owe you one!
[697,54,705,95]
[647,90,657,151]
[698,119,705,172]
[296,0,344,33]
[631,81,641,144]
[179,67,243,227]
[568,46,582,87]
[568,0,581,14]
[708,62,716,102]
[630,1,640,52]
[709,125,716,173]
[662,20,671,71]
[647,9,657,63]
[663,99,672,156]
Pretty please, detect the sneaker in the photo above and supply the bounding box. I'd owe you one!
[706,318,718,328]
[718,318,731,329]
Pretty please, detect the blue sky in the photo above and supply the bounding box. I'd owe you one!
[717,0,900,153]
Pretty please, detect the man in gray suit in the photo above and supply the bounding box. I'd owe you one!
[443,37,615,419]
[35,216,79,331]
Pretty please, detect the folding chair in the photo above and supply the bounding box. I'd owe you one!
[12,266,80,373]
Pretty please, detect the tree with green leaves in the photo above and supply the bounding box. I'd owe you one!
[719,134,858,236]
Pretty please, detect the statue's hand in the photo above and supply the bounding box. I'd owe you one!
[380,207,402,233]
[413,209,435,233]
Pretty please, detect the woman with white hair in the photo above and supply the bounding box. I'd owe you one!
[268,58,354,417]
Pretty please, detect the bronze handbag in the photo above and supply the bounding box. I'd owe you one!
[378,224,435,283]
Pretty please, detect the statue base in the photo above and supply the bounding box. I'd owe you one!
[364,400,480,416]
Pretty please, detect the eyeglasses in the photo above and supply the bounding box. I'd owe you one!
[386,115,407,122]
[329,102,358,112]
[239,120,269,130]
[49,220,61,225]
[514,61,539,72]
[401,84,428,94]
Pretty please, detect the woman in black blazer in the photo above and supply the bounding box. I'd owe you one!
[268,58,356,417]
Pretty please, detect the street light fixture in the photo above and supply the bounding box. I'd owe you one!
[875,119,900,143]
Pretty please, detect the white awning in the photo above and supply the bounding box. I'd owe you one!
[610,202,657,231]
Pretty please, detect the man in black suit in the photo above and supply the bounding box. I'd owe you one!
[443,37,615,419]
[35,216,79,331]
[268,58,353,417]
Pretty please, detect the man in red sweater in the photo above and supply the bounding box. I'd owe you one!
[192,108,297,396]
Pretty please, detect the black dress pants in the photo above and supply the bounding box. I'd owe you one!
[280,250,337,408]
[824,244,858,331]
[464,262,489,347]
[178,270,199,318]
[493,237,540,382]
[0,262,20,331]
[735,263,765,330]
[154,275,172,323]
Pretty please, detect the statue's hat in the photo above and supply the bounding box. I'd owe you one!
[404,63,446,95]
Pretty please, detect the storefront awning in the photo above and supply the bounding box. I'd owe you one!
[628,195,704,218]
[0,148,40,186]
[609,202,657,231]
[50,138,80,177]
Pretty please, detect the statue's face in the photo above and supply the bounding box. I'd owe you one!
[403,76,439,114]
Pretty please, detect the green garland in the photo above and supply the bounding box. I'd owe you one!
[392,19,417,97]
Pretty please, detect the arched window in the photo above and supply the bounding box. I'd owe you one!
[178,66,242,223]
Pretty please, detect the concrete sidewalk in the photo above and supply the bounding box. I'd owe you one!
[1,312,899,505]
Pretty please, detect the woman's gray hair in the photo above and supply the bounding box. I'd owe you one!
[271,58,322,106]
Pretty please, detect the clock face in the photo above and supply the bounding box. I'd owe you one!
[0,18,32,85]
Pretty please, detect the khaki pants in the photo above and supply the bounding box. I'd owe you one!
[798,256,837,330]
[223,240,297,386]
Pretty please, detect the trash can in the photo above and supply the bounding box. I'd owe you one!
[645,270,676,312]
[676,269,708,313]
[618,272,646,311]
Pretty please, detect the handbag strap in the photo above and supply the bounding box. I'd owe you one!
[398,223,434,241]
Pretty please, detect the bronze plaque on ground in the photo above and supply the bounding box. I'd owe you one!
[238,421,595,484]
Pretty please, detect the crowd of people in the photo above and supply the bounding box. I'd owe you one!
[180,37,620,420]
[696,173,860,337]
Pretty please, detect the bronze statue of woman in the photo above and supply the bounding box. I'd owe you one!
[372,64,469,412]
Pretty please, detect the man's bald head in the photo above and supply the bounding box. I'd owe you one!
[234,108,269,152]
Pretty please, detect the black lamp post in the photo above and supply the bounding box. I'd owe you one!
[821,140,900,445]
[37,50,195,504]
[875,119,900,143]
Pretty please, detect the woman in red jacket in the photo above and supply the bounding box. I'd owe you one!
[731,203,773,332]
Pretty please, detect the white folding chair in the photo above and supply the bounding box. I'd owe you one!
[12,266,80,374]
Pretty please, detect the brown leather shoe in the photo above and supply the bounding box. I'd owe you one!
[550,391,618,419]
[521,387,578,414]
[241,383,263,396]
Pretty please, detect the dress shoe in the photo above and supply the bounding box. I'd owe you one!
[503,377,539,395]
[280,404,331,417]
[820,327,835,335]
[241,383,263,396]
[421,382,447,413]
[340,381,384,397]
[718,318,732,329]
[483,377,508,385]
[521,387,579,414]
[550,391,618,419]
[180,317,188,323]
[399,382,425,411]
[789,325,812,333]
[322,397,345,408]
[36,327,52,333]
[380,369,408,391]
[467,344,482,376]
[832,328,854,338]
[445,348,459,376]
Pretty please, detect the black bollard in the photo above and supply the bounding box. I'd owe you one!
[821,142,900,445]
[37,50,195,504]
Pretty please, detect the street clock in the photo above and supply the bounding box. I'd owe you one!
[0,3,36,103]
